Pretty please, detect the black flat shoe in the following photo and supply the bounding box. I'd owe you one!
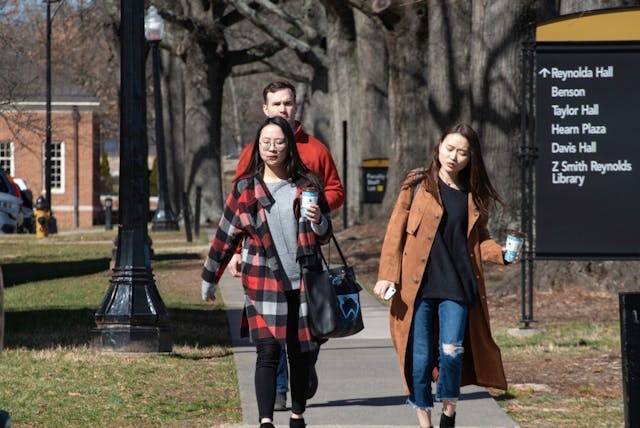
[289,416,306,428]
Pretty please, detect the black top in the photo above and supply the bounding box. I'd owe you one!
[421,178,478,307]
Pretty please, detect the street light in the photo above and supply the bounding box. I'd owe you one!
[145,6,179,231]
[44,0,61,220]
[94,2,171,353]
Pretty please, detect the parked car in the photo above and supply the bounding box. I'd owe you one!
[0,169,23,234]
[12,178,34,234]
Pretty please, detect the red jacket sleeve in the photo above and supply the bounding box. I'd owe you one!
[315,146,344,211]
[296,132,345,211]
[235,142,255,179]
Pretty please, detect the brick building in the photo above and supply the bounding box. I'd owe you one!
[0,93,101,230]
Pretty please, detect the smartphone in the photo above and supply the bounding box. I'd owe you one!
[383,286,397,301]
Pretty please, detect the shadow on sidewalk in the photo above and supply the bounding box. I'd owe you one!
[307,394,407,408]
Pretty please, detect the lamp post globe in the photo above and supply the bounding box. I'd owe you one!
[145,5,178,231]
[144,6,164,41]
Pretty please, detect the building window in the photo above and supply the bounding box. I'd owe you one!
[0,141,14,175]
[51,141,64,191]
[42,141,65,192]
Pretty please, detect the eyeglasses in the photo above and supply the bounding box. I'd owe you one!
[259,140,287,150]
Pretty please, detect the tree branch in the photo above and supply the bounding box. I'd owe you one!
[348,0,401,29]
[249,0,298,26]
[258,58,311,82]
[159,8,201,33]
[247,0,318,41]
[231,60,311,84]
[226,39,285,67]
[221,9,245,27]
[230,64,272,77]
[372,0,393,13]
[228,0,327,66]
[347,0,376,16]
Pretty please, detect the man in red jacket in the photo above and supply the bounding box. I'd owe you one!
[229,80,344,410]
[234,81,344,209]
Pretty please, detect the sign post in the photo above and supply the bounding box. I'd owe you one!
[529,10,640,426]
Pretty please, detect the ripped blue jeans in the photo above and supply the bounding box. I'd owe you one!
[407,298,468,409]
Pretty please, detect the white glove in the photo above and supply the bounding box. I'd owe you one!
[201,280,217,301]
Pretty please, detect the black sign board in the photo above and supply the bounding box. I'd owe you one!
[361,158,388,203]
[535,43,640,258]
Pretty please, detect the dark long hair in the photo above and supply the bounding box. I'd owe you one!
[410,123,503,212]
[236,116,323,189]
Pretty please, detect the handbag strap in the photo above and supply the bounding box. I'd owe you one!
[320,233,348,269]
[330,234,348,266]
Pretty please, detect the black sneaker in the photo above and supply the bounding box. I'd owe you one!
[307,366,318,399]
[274,391,287,411]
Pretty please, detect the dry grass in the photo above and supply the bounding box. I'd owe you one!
[334,223,626,428]
[0,229,241,427]
[1,225,630,427]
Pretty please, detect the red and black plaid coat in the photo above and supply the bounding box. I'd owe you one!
[202,174,332,352]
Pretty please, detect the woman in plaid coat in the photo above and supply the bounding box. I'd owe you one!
[201,116,332,428]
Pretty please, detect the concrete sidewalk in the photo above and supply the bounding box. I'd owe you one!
[218,271,519,428]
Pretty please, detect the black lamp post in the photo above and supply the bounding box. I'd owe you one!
[145,6,179,231]
[44,0,61,215]
[93,1,171,353]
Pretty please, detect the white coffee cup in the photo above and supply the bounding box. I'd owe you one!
[301,189,318,218]
[504,230,524,262]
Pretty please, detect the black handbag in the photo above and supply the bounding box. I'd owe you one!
[303,234,365,339]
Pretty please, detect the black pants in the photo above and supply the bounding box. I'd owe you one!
[255,290,311,421]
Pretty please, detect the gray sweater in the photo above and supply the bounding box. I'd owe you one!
[264,179,328,290]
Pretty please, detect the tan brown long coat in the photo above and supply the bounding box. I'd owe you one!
[378,178,508,393]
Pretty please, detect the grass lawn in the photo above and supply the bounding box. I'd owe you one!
[490,320,623,428]
[0,229,241,428]
[1,227,628,427]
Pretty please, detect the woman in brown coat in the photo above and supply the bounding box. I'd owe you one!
[374,123,513,428]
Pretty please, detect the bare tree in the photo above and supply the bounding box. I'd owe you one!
[95,1,292,222]
[229,0,392,225]
[0,3,74,160]
[6,0,638,289]
[0,0,120,158]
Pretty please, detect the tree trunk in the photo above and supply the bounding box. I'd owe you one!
[382,2,430,214]
[312,3,392,226]
[468,0,538,233]
[425,1,472,136]
[162,49,186,214]
[163,44,227,225]
[227,77,245,156]
[177,42,226,224]
[323,3,358,226]
[353,10,390,224]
